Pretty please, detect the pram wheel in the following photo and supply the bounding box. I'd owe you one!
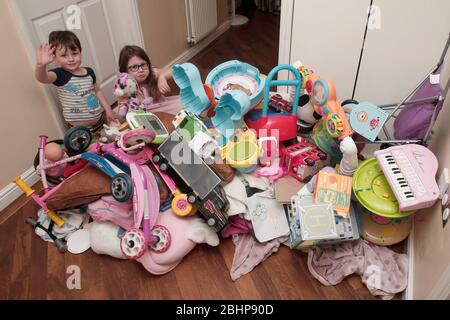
[150,225,171,253]
[64,126,92,155]
[111,173,133,202]
[120,228,147,259]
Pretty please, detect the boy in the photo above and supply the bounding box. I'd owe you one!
[35,30,117,129]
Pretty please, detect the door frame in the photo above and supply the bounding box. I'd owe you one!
[8,0,145,135]
[277,0,294,88]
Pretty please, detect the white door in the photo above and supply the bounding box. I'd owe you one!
[10,0,144,129]
[279,0,371,99]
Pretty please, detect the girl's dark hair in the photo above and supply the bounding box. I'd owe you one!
[118,45,161,101]
[49,31,82,52]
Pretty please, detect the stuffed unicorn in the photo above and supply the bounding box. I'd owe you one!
[114,72,141,118]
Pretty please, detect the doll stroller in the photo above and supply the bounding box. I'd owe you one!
[345,33,450,148]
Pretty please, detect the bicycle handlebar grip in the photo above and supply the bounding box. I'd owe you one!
[47,210,65,227]
[12,177,35,197]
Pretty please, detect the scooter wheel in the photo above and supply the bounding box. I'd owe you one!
[111,173,133,202]
[64,126,92,155]
[120,228,147,259]
[150,225,171,253]
[172,193,193,217]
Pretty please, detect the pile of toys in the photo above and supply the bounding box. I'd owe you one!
[14,58,445,297]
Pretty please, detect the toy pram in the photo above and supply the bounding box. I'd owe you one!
[345,33,450,147]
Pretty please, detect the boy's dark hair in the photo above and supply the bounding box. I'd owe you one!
[49,30,82,52]
[118,45,162,101]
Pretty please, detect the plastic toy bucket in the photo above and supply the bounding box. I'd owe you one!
[227,140,258,173]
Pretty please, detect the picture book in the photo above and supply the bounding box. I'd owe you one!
[314,170,352,217]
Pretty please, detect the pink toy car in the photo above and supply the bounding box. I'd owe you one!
[280,137,329,182]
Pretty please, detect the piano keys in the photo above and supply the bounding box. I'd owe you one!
[374,144,439,211]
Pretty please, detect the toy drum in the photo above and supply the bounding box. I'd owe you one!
[356,203,412,246]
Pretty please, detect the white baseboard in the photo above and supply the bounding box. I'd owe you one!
[164,20,231,68]
[0,167,39,212]
[404,221,415,300]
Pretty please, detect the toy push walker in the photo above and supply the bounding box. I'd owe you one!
[245,64,302,142]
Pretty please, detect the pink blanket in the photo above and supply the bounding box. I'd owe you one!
[143,96,183,115]
[307,239,408,299]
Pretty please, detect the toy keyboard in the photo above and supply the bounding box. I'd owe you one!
[374,144,439,211]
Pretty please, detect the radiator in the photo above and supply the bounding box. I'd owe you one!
[185,0,218,45]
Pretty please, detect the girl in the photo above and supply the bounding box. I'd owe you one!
[117,45,182,116]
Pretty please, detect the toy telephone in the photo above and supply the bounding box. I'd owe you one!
[308,75,354,140]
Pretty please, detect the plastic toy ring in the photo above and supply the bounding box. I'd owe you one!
[172,193,193,217]
[150,225,171,253]
[120,228,147,259]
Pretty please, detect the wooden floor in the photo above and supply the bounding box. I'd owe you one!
[0,9,404,300]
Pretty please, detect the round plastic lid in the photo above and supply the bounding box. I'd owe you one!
[353,157,414,218]
[67,229,91,254]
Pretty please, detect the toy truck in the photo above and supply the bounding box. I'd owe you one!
[152,130,229,231]
[280,137,329,182]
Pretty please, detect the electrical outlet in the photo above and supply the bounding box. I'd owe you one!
[438,168,449,199]
[442,192,450,227]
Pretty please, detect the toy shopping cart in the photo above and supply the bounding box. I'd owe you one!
[345,33,450,147]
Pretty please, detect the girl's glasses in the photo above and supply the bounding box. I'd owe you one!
[128,62,149,72]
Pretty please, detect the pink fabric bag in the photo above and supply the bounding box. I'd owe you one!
[87,196,135,230]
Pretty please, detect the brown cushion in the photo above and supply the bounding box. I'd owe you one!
[47,166,111,211]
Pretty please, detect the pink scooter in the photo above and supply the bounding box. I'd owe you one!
[99,129,183,259]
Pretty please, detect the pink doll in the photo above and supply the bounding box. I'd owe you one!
[43,142,68,178]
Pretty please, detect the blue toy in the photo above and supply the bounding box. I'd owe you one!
[211,90,251,138]
[172,63,210,116]
[346,102,389,142]
[205,60,265,108]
